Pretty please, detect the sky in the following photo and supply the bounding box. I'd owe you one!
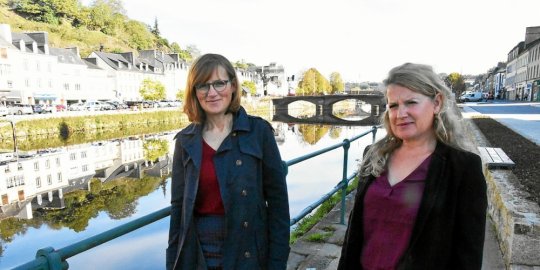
[101,0,540,82]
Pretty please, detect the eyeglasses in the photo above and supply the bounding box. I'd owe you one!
[195,79,232,93]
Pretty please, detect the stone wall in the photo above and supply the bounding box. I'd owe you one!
[467,119,540,269]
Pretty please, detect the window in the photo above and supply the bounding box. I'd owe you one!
[25,79,30,87]
[17,163,23,170]
[82,164,88,172]
[57,172,62,183]
[64,83,70,91]
[36,177,41,188]
[7,81,13,88]
[81,151,87,158]
[75,84,81,91]
[34,161,39,171]
[6,175,24,188]
[45,159,50,169]
[0,48,7,59]
[47,174,52,185]
[70,153,76,160]
[56,157,60,166]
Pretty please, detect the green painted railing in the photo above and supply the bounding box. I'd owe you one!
[13,125,379,270]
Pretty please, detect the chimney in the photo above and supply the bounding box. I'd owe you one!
[524,26,540,47]
[0,24,12,44]
[66,47,80,58]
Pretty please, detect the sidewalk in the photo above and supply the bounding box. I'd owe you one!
[286,189,505,270]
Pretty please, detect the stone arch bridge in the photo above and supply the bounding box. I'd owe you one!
[271,92,386,126]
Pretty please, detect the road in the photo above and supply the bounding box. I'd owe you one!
[460,101,540,145]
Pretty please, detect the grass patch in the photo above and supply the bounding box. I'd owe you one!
[305,232,333,243]
[290,177,359,244]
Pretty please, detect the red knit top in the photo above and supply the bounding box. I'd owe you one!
[194,140,225,215]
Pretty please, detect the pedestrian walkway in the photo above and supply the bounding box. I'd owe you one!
[286,189,505,270]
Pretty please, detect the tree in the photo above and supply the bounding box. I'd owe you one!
[242,81,257,95]
[139,78,166,101]
[446,72,466,99]
[329,72,344,94]
[297,68,330,96]
[152,17,160,36]
[176,89,185,101]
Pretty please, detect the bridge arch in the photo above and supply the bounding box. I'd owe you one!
[271,92,386,126]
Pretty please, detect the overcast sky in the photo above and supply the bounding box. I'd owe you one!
[104,0,540,82]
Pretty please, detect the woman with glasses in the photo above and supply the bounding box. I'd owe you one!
[166,54,290,270]
[338,63,487,269]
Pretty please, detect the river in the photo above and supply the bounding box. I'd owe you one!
[0,106,386,269]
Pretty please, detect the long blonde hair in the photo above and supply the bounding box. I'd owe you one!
[361,63,474,177]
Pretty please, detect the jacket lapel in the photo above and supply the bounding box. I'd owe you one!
[407,142,448,247]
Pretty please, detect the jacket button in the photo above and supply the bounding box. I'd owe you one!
[232,132,237,136]
[244,251,251,258]
[243,221,249,228]
[236,159,242,166]
[241,189,247,196]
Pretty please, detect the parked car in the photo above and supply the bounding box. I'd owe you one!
[459,92,483,102]
[33,104,56,114]
[68,102,86,111]
[0,105,8,117]
[8,103,33,115]
[55,104,66,112]
[104,100,128,110]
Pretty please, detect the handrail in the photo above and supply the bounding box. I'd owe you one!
[287,125,379,225]
[13,125,380,270]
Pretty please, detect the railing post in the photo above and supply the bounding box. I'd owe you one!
[36,246,67,270]
[340,139,350,225]
[372,125,378,143]
[282,160,288,176]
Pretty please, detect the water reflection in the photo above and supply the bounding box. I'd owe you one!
[0,107,386,269]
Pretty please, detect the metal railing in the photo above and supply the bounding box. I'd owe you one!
[13,125,379,270]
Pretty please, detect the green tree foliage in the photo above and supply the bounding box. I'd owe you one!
[297,124,330,145]
[176,89,185,101]
[234,60,249,70]
[143,139,169,162]
[297,68,330,95]
[242,81,257,95]
[123,20,155,50]
[5,0,192,59]
[139,78,166,101]
[446,72,466,98]
[329,72,344,94]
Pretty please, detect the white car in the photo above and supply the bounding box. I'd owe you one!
[8,103,33,115]
[459,92,483,102]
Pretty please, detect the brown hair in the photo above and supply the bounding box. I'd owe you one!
[183,53,241,123]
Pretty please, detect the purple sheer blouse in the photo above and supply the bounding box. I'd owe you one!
[361,155,432,270]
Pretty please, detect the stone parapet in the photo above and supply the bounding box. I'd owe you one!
[467,117,540,269]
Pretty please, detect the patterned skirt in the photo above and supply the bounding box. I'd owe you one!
[194,215,227,270]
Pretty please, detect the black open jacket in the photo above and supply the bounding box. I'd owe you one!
[338,142,487,270]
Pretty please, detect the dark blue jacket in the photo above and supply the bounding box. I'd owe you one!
[166,107,290,270]
[338,142,487,270]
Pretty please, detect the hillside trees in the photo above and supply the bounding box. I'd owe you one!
[6,0,194,61]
